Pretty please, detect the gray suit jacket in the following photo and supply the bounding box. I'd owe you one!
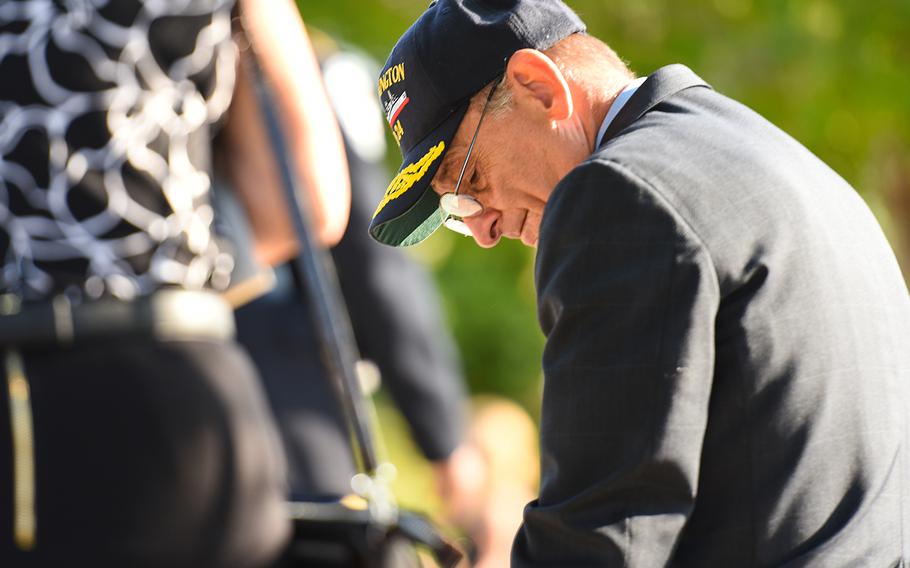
[512,64,910,567]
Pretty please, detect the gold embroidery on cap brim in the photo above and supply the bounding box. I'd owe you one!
[372,141,445,219]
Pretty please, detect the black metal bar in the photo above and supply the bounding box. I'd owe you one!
[245,51,379,474]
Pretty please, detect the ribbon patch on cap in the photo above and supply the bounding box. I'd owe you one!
[385,91,410,127]
[372,141,445,219]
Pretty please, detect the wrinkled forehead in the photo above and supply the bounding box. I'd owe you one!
[429,148,463,193]
[431,78,507,191]
[437,126,486,187]
[429,118,473,186]
[442,75,503,155]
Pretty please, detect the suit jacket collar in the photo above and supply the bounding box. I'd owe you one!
[598,64,712,147]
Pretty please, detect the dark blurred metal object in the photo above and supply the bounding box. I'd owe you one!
[245,43,462,568]
[248,53,379,480]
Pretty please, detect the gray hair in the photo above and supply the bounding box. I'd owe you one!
[476,33,634,117]
[488,80,515,117]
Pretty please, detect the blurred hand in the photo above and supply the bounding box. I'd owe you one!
[432,443,488,529]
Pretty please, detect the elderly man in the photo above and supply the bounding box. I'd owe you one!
[369,0,910,566]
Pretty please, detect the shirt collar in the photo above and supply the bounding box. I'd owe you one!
[595,76,647,149]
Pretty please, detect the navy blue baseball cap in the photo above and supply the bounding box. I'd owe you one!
[369,0,586,247]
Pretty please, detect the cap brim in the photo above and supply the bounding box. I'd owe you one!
[369,102,469,247]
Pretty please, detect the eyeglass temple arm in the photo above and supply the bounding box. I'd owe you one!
[453,80,500,196]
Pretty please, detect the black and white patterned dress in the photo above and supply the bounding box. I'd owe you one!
[0,0,237,302]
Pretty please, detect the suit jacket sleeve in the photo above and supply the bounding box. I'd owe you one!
[512,159,721,566]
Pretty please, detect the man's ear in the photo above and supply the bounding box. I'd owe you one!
[505,49,572,121]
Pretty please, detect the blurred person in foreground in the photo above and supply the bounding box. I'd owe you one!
[366,0,910,565]
[0,0,349,566]
[224,40,480,519]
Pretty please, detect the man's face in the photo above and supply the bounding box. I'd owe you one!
[430,90,562,248]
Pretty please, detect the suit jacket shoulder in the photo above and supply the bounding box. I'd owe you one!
[522,65,910,567]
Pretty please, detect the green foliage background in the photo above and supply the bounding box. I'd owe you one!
[300,0,910,411]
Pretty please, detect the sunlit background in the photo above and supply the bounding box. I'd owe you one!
[298,0,910,524]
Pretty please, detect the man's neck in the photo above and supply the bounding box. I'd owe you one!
[586,75,636,152]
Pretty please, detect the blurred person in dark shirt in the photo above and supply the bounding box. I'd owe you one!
[0,1,350,566]
[224,42,482,520]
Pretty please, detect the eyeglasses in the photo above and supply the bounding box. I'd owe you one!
[439,78,501,237]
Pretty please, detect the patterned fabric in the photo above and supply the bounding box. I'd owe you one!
[0,0,236,302]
